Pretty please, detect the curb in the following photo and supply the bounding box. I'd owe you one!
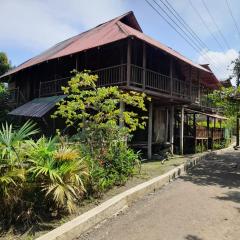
[36,146,232,240]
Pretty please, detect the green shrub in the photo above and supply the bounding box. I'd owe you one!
[75,126,140,196]
[27,136,88,214]
[0,121,141,231]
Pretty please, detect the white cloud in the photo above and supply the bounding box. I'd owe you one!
[0,0,126,52]
[197,49,239,81]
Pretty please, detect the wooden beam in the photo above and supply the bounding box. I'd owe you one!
[236,116,239,146]
[127,38,132,87]
[193,113,196,153]
[148,101,153,159]
[170,57,173,96]
[197,70,200,102]
[75,54,78,71]
[142,42,146,90]
[207,116,210,149]
[189,66,192,100]
[169,105,174,154]
[165,107,169,142]
[180,107,184,155]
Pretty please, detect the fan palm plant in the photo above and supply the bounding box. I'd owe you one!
[0,120,38,161]
[28,137,88,213]
[0,121,38,221]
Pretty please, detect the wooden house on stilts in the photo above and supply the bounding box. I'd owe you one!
[0,11,229,158]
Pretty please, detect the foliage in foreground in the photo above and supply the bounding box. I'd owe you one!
[52,70,148,193]
[0,123,140,231]
[0,121,89,231]
[0,71,147,233]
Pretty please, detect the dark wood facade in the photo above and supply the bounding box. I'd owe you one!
[2,12,228,158]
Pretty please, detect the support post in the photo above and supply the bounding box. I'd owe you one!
[169,105,174,154]
[142,42,146,90]
[197,70,201,103]
[236,116,239,147]
[189,66,192,100]
[148,101,153,160]
[127,38,132,86]
[170,57,173,95]
[165,107,169,142]
[193,113,196,153]
[75,54,78,71]
[180,107,184,155]
[207,116,210,149]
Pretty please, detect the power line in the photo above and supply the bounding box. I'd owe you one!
[152,0,223,73]
[145,0,202,54]
[225,0,240,40]
[157,0,226,73]
[161,0,208,50]
[188,0,225,52]
[201,0,231,49]
[145,0,225,74]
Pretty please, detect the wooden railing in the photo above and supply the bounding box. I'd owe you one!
[145,69,170,93]
[196,126,208,139]
[39,64,127,97]
[38,64,215,109]
[212,128,224,139]
[93,64,127,87]
[39,77,70,97]
[191,84,199,103]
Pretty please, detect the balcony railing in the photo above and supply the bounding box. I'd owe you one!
[212,128,224,139]
[39,77,70,97]
[38,64,214,108]
[145,69,170,93]
[196,126,208,139]
[93,64,127,87]
[6,87,26,106]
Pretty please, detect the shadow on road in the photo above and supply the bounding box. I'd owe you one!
[181,151,240,189]
[185,234,203,240]
[215,191,240,203]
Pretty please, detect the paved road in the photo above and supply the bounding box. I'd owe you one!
[77,149,240,240]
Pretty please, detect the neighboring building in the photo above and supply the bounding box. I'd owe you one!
[0,11,228,158]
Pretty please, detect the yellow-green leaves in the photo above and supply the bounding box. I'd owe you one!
[53,70,150,133]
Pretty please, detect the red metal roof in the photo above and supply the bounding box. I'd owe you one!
[0,11,220,88]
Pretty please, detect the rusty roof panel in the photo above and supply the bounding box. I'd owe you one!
[1,11,219,88]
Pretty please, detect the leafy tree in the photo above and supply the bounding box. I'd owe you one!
[209,86,240,118]
[0,52,11,76]
[209,85,240,145]
[232,53,240,86]
[53,70,149,194]
[53,70,149,133]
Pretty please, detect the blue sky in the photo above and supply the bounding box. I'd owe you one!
[0,0,239,80]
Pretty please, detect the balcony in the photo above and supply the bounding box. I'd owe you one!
[39,64,191,98]
[38,64,212,108]
[196,126,208,139]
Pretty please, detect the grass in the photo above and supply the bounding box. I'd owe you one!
[0,153,201,240]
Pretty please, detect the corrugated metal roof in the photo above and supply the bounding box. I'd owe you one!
[8,95,65,118]
[1,11,215,80]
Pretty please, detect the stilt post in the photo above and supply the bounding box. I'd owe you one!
[169,105,174,154]
[148,101,153,160]
[127,38,132,86]
[180,106,184,155]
